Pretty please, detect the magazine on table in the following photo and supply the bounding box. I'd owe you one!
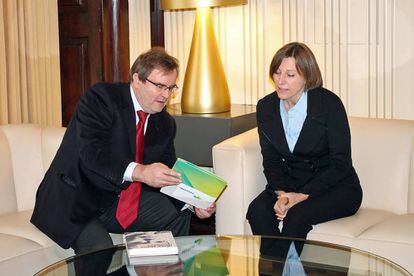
[161,158,227,209]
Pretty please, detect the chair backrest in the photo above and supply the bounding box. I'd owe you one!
[0,124,65,215]
[348,117,414,214]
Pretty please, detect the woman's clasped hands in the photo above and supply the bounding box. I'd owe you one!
[274,192,309,220]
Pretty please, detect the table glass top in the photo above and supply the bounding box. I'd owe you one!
[35,235,410,276]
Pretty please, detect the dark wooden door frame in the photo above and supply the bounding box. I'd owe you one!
[150,0,165,47]
[58,0,130,126]
[102,0,130,82]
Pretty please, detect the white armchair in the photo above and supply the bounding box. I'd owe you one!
[213,117,414,274]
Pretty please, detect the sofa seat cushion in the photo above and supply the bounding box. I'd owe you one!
[0,233,42,262]
[0,243,74,275]
[0,209,54,248]
[310,208,395,238]
[358,214,414,244]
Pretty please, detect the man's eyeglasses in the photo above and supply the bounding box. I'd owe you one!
[145,78,179,94]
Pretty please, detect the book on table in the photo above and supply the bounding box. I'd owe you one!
[123,230,179,265]
[160,158,228,209]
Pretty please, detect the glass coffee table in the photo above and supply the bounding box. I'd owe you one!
[35,235,410,275]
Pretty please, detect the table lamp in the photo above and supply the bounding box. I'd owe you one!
[161,0,247,114]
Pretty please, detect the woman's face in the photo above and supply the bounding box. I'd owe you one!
[272,57,306,104]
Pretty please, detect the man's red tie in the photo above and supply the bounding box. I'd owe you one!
[116,110,148,229]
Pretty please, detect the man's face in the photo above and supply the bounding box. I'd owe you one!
[131,68,178,114]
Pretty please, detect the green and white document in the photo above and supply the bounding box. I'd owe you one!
[160,158,227,209]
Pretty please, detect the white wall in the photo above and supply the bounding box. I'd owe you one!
[130,0,414,120]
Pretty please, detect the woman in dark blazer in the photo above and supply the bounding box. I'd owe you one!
[247,42,362,256]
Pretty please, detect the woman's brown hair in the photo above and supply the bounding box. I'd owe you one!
[269,42,323,90]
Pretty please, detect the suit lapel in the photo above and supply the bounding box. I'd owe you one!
[260,93,291,157]
[293,89,326,155]
[144,114,160,148]
[143,110,171,164]
[120,84,136,155]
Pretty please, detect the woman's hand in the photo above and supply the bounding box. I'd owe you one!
[274,192,309,220]
[274,196,289,220]
[279,192,309,209]
[195,203,216,219]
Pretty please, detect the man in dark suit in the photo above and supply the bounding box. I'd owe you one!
[31,47,215,255]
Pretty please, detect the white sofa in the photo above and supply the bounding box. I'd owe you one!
[0,124,75,274]
[213,117,414,274]
[0,124,127,275]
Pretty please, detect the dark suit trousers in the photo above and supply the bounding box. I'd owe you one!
[246,185,362,257]
[72,186,191,255]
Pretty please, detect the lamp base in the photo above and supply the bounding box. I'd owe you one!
[180,7,231,114]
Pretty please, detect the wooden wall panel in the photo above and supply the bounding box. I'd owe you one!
[60,40,88,125]
[59,0,130,126]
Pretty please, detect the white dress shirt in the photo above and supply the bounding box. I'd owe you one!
[122,86,151,182]
[280,91,308,153]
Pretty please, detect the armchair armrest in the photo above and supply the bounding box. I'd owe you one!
[212,128,266,234]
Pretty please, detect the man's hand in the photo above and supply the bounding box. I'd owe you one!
[195,203,216,219]
[132,163,181,188]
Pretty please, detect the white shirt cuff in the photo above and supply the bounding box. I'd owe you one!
[123,162,138,182]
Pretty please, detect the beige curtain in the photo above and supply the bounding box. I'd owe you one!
[0,0,61,126]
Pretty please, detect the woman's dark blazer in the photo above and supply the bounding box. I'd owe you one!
[257,87,359,198]
[31,82,177,249]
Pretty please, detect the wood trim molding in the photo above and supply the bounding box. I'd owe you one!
[102,0,130,82]
[150,0,165,47]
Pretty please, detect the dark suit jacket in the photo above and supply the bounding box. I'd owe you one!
[257,87,359,197]
[31,83,177,248]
